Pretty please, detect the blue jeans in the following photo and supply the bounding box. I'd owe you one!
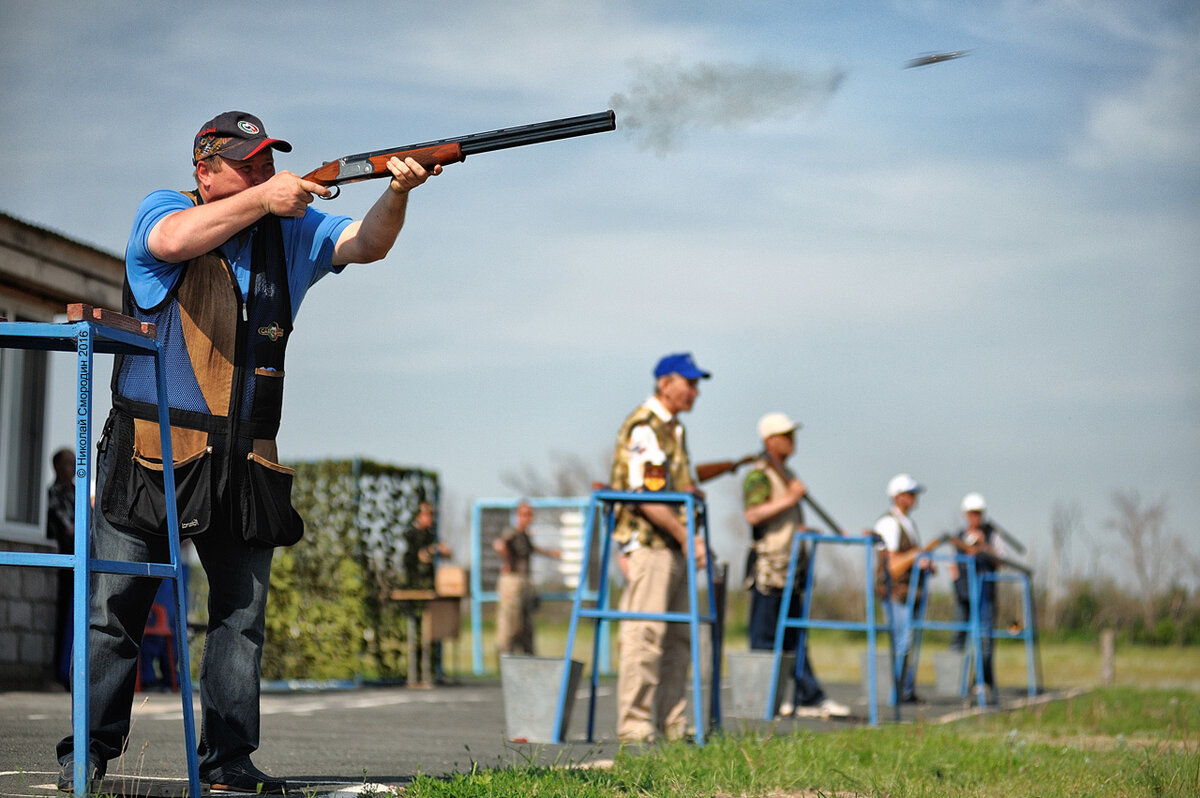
[886,600,916,700]
[57,442,274,775]
[748,587,825,706]
[140,579,182,689]
[949,595,969,651]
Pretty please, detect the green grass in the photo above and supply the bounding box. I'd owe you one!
[395,687,1199,797]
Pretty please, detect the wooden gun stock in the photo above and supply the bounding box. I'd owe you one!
[885,533,951,581]
[303,143,464,187]
[694,455,755,483]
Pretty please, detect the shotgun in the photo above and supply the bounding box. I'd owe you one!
[883,533,974,582]
[694,455,755,484]
[303,110,616,197]
[760,450,846,536]
[989,520,1027,556]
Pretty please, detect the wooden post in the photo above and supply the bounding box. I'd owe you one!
[1100,628,1115,685]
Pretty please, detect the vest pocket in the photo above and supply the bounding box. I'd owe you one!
[124,447,214,538]
[249,368,285,428]
[239,452,304,548]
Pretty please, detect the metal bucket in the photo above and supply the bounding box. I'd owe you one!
[499,655,583,743]
[859,649,892,702]
[934,651,966,697]
[725,651,795,718]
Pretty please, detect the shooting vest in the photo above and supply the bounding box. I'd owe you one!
[952,522,998,603]
[749,457,806,594]
[876,510,918,603]
[610,403,692,549]
[101,190,303,546]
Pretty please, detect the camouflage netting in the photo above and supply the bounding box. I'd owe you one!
[259,458,439,681]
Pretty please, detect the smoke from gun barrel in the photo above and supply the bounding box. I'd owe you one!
[611,59,844,156]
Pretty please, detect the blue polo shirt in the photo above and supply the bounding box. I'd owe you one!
[125,189,353,318]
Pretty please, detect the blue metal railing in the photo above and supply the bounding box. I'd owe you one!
[904,547,1039,704]
[553,489,721,744]
[468,497,609,675]
[0,316,199,797]
[764,532,894,725]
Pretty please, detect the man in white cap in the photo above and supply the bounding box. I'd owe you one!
[947,492,1004,701]
[609,352,710,743]
[873,473,929,703]
[742,412,850,718]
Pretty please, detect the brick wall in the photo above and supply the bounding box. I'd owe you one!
[0,538,61,690]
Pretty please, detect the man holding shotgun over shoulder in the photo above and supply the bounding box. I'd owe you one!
[742,413,850,718]
[56,111,438,794]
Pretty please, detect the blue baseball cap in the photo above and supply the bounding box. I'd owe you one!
[653,352,711,380]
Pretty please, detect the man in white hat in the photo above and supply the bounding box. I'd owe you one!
[742,412,850,718]
[873,473,929,703]
[947,492,1005,701]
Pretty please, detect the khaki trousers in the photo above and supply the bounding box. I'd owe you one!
[616,546,690,742]
[496,572,535,654]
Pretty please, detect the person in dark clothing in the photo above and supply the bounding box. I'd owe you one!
[46,448,75,689]
[947,492,1007,702]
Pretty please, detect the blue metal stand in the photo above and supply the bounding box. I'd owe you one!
[0,316,199,797]
[467,497,609,675]
[905,551,1040,704]
[977,568,1040,697]
[764,532,893,725]
[553,489,721,744]
[904,549,987,708]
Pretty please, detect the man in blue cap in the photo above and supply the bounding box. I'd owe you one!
[609,352,710,743]
[56,111,440,794]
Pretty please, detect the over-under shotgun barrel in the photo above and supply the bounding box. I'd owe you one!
[303,110,616,189]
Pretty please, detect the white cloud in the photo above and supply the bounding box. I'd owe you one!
[1070,42,1200,169]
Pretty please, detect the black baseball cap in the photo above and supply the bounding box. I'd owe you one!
[193,111,292,165]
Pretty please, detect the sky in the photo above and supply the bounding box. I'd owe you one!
[2,1,1197,588]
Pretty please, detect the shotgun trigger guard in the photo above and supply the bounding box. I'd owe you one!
[319,185,340,200]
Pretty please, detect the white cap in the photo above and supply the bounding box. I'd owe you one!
[887,473,924,498]
[961,492,987,513]
[757,411,800,440]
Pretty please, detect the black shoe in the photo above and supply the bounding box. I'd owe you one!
[57,755,105,793]
[203,758,288,794]
[901,692,924,704]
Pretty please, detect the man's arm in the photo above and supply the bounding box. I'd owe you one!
[743,468,806,527]
[147,172,331,263]
[640,503,707,568]
[332,156,440,266]
[640,504,689,547]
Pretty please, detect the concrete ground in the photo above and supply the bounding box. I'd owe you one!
[0,677,1052,797]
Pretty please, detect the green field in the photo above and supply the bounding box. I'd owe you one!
[427,607,1200,796]
[387,686,1198,797]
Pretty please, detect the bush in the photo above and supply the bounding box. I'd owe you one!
[1047,577,1200,646]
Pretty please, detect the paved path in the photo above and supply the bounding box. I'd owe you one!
[0,679,1047,796]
